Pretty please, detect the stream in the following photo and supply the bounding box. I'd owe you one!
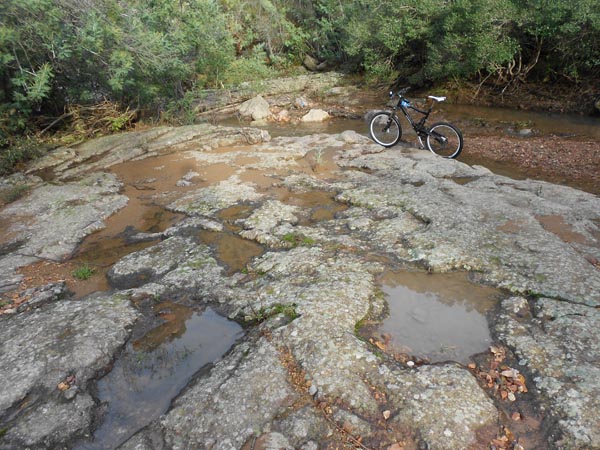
[220,99,599,192]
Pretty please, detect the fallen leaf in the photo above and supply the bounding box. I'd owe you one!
[505,427,516,441]
[501,368,519,379]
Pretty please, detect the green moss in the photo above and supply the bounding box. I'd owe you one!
[525,289,543,299]
[270,303,299,321]
[282,232,316,248]
[185,258,211,269]
[247,303,299,325]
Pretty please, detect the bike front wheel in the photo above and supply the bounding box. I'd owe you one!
[369,112,402,147]
[426,122,463,159]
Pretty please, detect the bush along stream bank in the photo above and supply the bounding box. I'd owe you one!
[0,114,599,449]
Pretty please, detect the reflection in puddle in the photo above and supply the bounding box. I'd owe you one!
[133,302,193,352]
[76,305,243,450]
[365,271,501,364]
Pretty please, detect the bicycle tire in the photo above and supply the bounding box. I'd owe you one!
[369,112,402,147]
[426,122,463,159]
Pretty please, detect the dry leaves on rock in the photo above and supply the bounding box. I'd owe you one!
[57,375,76,391]
[368,335,423,367]
[470,346,527,403]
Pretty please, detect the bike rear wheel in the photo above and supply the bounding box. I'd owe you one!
[369,112,402,147]
[426,122,463,159]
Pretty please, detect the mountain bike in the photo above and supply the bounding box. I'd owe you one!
[369,87,464,159]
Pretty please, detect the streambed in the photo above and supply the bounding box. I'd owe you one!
[0,118,598,449]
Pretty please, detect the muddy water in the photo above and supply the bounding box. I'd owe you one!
[199,230,264,274]
[276,190,348,225]
[222,96,600,140]
[362,270,503,364]
[75,303,244,450]
[437,103,600,139]
[221,98,600,195]
[55,137,353,299]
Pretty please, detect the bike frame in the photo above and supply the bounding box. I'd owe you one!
[390,92,435,148]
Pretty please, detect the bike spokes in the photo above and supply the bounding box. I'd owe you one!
[426,123,463,158]
[369,112,402,147]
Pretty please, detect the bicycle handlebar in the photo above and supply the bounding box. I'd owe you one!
[389,87,411,98]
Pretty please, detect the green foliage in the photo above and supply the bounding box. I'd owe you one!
[222,46,277,86]
[221,0,307,63]
[0,138,50,176]
[0,0,235,136]
[424,0,518,80]
[162,91,200,126]
[0,0,598,148]
[513,0,600,80]
[297,0,599,85]
[72,264,96,281]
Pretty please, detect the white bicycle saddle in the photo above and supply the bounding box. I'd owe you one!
[428,95,447,102]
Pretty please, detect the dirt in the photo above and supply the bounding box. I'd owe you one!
[442,81,600,194]
[461,134,599,194]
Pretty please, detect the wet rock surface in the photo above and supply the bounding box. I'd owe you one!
[495,297,600,448]
[0,294,138,449]
[0,172,127,295]
[0,118,599,449]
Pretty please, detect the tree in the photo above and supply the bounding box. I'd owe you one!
[0,0,235,144]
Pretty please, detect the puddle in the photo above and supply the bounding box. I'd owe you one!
[361,270,502,364]
[111,152,205,191]
[75,303,244,450]
[64,205,181,298]
[46,155,195,299]
[537,214,590,245]
[449,176,478,185]
[302,147,343,176]
[132,302,193,352]
[275,190,348,225]
[218,117,366,138]
[217,204,255,222]
[199,230,264,274]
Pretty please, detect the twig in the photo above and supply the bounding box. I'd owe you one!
[38,111,76,135]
